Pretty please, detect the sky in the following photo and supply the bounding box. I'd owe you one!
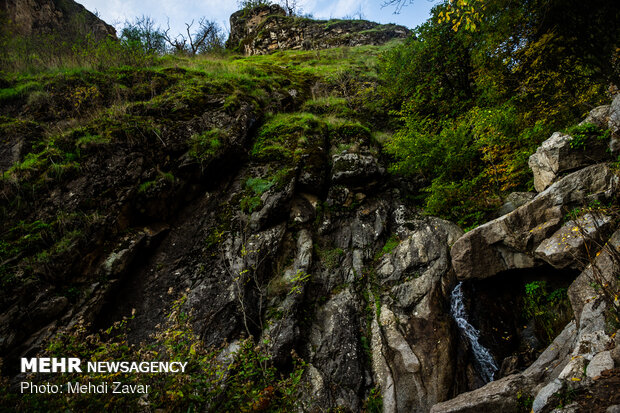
[77,0,440,39]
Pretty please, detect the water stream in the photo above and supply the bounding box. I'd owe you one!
[450,282,499,383]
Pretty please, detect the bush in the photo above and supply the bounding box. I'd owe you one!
[379,0,612,227]
[523,281,572,345]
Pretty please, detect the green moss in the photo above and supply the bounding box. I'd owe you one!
[0,81,43,102]
[316,245,345,269]
[245,177,274,195]
[251,112,327,163]
[138,180,157,193]
[374,235,400,260]
[301,96,354,118]
[330,120,372,144]
[189,129,223,162]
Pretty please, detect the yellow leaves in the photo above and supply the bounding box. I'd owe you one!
[438,0,483,32]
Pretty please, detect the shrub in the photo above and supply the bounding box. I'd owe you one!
[523,281,572,345]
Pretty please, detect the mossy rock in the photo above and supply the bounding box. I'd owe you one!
[251,113,328,164]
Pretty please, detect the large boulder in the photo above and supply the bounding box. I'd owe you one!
[528,132,610,192]
[451,163,618,280]
[371,213,463,413]
[534,213,615,269]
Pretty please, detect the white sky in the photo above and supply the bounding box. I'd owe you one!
[77,0,439,38]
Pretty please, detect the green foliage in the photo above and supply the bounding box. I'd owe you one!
[138,180,157,193]
[564,122,611,150]
[246,177,275,195]
[315,245,344,269]
[516,390,534,412]
[238,0,272,11]
[374,234,400,260]
[288,270,311,295]
[0,81,43,103]
[523,281,572,345]
[380,0,614,227]
[364,387,383,413]
[120,15,167,55]
[241,195,263,213]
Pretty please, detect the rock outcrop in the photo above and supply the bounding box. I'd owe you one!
[1,6,619,411]
[0,0,116,39]
[434,101,620,413]
[227,5,410,55]
[451,163,618,280]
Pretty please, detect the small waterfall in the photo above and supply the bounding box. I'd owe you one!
[450,282,498,383]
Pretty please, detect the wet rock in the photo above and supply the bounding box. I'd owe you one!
[430,321,577,413]
[451,164,618,280]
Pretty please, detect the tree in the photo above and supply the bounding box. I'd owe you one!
[163,18,224,56]
[277,0,300,16]
[383,0,484,31]
[120,15,166,55]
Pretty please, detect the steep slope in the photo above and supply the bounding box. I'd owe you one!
[0,44,467,411]
[0,9,619,413]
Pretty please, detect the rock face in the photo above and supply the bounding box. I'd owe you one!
[435,101,620,412]
[226,5,410,55]
[0,0,116,39]
[1,9,619,410]
[451,163,618,280]
[528,131,611,192]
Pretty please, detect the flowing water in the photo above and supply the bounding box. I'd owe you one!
[450,282,499,383]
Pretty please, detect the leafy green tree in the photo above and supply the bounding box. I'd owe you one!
[380,0,617,226]
[120,15,167,55]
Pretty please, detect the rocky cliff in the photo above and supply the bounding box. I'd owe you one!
[0,0,115,39]
[0,8,619,413]
[227,5,410,55]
